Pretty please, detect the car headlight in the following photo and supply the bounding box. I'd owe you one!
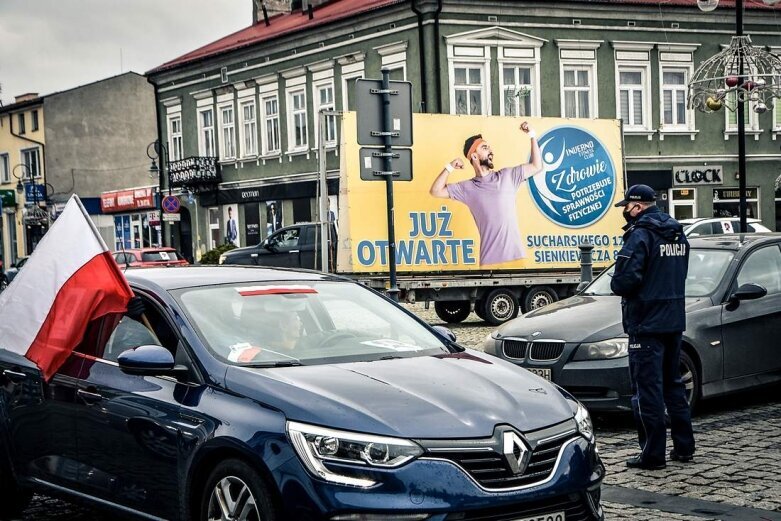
[575,402,595,442]
[287,421,423,488]
[572,337,628,361]
[218,254,227,265]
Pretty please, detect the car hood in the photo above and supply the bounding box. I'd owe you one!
[495,294,711,343]
[224,350,574,438]
[225,244,258,256]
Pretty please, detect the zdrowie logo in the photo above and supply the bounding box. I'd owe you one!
[528,126,616,228]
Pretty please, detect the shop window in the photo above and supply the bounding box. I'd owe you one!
[713,187,759,219]
[669,188,696,220]
[208,207,221,250]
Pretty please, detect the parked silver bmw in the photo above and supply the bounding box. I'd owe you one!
[483,234,781,412]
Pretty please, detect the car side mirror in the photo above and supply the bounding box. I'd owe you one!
[432,325,457,343]
[727,283,767,310]
[118,344,186,376]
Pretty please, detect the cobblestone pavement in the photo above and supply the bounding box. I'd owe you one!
[16,304,781,520]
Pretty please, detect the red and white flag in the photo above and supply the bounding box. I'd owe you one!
[0,195,133,380]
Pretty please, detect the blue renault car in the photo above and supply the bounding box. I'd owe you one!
[0,266,603,520]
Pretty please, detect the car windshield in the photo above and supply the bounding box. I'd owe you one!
[582,248,735,298]
[174,281,449,366]
[142,251,180,262]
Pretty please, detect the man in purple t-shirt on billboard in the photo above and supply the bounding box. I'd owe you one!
[429,122,543,266]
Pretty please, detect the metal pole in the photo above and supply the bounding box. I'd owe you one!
[381,69,400,301]
[318,110,329,272]
[578,243,594,284]
[736,0,748,233]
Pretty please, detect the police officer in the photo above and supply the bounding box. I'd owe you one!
[610,184,695,470]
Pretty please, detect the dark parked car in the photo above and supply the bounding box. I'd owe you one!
[220,222,336,270]
[0,266,603,521]
[3,256,28,286]
[113,247,189,268]
[484,234,781,412]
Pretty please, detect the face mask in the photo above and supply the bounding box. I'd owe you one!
[623,206,636,223]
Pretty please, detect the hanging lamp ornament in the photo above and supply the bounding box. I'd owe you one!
[688,35,781,114]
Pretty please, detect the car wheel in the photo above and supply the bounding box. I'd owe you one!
[522,286,559,313]
[680,350,700,412]
[482,289,519,326]
[0,452,32,520]
[434,301,471,323]
[200,459,277,521]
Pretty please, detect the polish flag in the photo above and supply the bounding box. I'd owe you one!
[0,195,133,380]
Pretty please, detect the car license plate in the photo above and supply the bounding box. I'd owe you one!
[527,368,552,381]
[512,512,564,521]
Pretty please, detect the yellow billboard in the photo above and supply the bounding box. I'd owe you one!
[338,112,626,274]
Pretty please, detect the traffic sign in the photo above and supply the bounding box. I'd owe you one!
[355,79,413,147]
[162,195,180,214]
[162,212,181,222]
[359,148,413,182]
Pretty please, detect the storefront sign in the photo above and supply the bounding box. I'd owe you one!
[101,188,156,213]
[168,156,221,187]
[713,187,758,200]
[673,166,723,186]
[147,211,160,226]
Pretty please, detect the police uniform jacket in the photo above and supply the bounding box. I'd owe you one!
[610,206,689,335]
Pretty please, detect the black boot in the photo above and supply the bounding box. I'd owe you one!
[625,455,666,470]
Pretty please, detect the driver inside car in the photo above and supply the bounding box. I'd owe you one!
[227,302,304,362]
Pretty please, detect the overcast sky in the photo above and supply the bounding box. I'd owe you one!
[0,0,251,105]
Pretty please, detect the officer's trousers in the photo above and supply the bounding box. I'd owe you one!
[628,332,695,464]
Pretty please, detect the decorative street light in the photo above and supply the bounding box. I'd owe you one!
[147,140,169,247]
[688,0,781,232]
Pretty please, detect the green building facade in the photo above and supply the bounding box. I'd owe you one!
[147,0,781,261]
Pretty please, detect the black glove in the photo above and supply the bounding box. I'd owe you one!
[126,296,145,320]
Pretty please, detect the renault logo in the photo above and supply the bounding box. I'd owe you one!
[502,431,530,475]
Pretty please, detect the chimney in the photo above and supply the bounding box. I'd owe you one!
[14,93,39,103]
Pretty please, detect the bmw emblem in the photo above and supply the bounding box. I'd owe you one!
[532,331,542,338]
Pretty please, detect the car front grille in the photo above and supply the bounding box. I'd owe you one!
[502,339,564,361]
[444,492,595,521]
[424,431,580,490]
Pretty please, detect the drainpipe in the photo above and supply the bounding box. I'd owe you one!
[411,0,429,113]
[433,0,443,113]
[147,75,167,247]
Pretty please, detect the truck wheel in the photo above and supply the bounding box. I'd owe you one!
[522,286,558,313]
[482,289,519,325]
[0,452,31,520]
[434,301,471,323]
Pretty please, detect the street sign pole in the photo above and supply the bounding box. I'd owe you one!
[379,69,400,301]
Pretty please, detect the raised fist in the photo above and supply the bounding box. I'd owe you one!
[451,158,464,169]
[520,121,531,133]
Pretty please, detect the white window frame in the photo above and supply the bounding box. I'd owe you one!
[218,101,237,161]
[658,44,699,140]
[376,41,408,82]
[723,59,761,140]
[287,87,308,153]
[557,40,602,119]
[668,187,697,220]
[313,80,337,148]
[21,147,41,179]
[0,153,9,184]
[261,94,281,156]
[617,68,649,129]
[450,61,489,116]
[197,107,216,157]
[239,98,258,158]
[208,207,220,250]
[168,115,183,161]
[338,52,365,112]
[612,42,654,137]
[498,46,542,118]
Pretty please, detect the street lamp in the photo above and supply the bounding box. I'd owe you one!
[688,0,781,232]
[147,140,169,247]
